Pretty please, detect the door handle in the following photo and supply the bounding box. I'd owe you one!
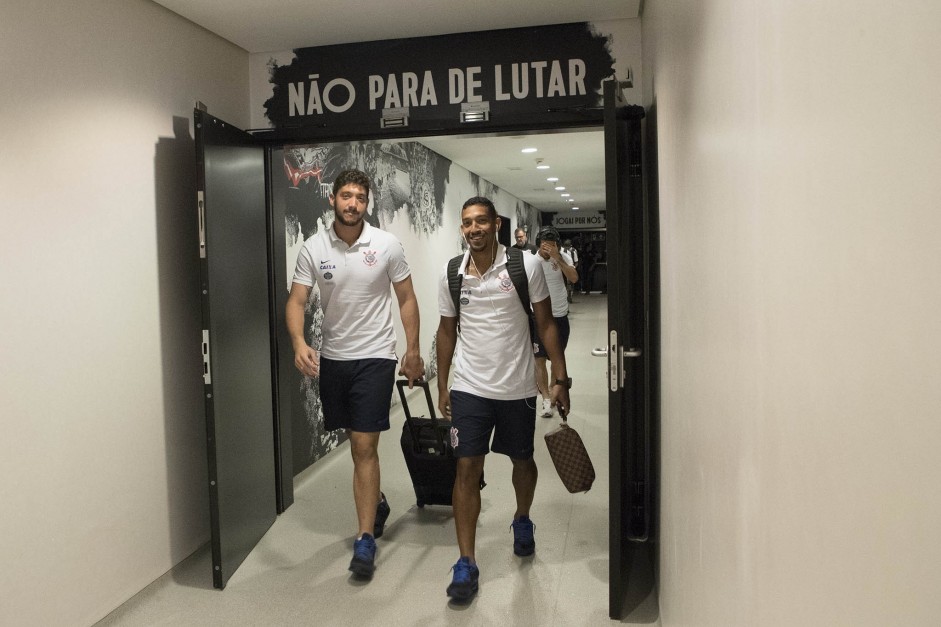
[607,331,643,390]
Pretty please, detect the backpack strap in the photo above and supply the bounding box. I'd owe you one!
[447,248,531,334]
[447,254,464,328]
[505,246,531,314]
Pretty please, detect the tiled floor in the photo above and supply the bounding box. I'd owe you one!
[97,294,659,626]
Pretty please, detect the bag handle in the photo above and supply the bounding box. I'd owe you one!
[396,379,447,454]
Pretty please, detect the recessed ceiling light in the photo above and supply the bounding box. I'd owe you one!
[554,186,565,191]
[546,177,559,182]
[572,206,580,210]
[560,193,570,197]
[521,147,537,153]
[568,199,575,202]
[536,164,550,170]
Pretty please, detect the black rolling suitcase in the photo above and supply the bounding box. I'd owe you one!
[396,380,484,508]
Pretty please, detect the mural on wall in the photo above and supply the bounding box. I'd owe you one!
[275,140,540,473]
[515,201,541,238]
[278,141,453,471]
[283,142,451,238]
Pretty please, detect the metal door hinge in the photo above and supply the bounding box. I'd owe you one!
[197,191,206,259]
[202,330,212,385]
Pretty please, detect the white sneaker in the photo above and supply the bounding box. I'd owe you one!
[540,398,554,418]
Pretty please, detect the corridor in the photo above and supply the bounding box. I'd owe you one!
[98,295,642,626]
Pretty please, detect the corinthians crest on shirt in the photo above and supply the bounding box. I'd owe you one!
[499,271,514,293]
[362,249,379,267]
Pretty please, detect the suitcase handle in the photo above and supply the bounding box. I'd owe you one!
[396,379,448,455]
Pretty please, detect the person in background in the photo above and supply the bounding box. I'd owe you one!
[436,197,571,602]
[581,241,599,293]
[285,169,424,581]
[532,227,577,417]
[561,239,579,303]
[512,227,537,254]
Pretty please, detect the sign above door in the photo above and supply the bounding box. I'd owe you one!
[258,22,625,135]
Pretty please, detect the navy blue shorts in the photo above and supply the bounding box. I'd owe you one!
[319,357,396,432]
[533,315,570,358]
[449,390,537,460]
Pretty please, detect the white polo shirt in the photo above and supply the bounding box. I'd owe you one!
[536,250,574,317]
[438,245,549,400]
[292,222,410,360]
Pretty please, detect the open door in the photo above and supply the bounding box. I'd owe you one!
[195,110,277,588]
[498,214,512,248]
[604,82,657,618]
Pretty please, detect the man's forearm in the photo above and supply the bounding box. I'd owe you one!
[400,299,421,354]
[285,301,308,350]
[435,325,456,392]
[557,258,578,283]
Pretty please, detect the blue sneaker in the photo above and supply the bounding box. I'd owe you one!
[349,533,377,578]
[446,557,479,601]
[374,493,391,539]
[511,516,535,556]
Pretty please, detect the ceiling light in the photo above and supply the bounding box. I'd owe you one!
[572,207,580,210]
[537,164,550,170]
[521,147,537,153]
[546,177,559,182]
[560,193,570,197]
[568,199,575,202]
[554,186,565,191]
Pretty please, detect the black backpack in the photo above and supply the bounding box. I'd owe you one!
[447,246,531,330]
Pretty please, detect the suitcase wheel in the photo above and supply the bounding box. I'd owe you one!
[417,500,425,508]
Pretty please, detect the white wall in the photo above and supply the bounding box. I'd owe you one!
[0,1,248,625]
[642,1,941,624]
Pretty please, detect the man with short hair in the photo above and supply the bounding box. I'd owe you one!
[436,196,571,602]
[286,169,424,580]
[532,227,578,417]
[512,227,537,253]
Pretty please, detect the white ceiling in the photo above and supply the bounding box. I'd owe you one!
[153,0,641,214]
[417,130,605,213]
[152,0,640,53]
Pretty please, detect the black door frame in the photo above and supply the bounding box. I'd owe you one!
[603,81,657,619]
[196,97,657,606]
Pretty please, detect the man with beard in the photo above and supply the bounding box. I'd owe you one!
[512,227,537,254]
[435,196,571,602]
[286,169,424,580]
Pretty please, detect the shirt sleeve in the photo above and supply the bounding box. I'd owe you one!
[291,243,315,287]
[524,251,550,304]
[386,235,411,284]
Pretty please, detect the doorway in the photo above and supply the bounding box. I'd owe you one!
[197,111,657,617]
